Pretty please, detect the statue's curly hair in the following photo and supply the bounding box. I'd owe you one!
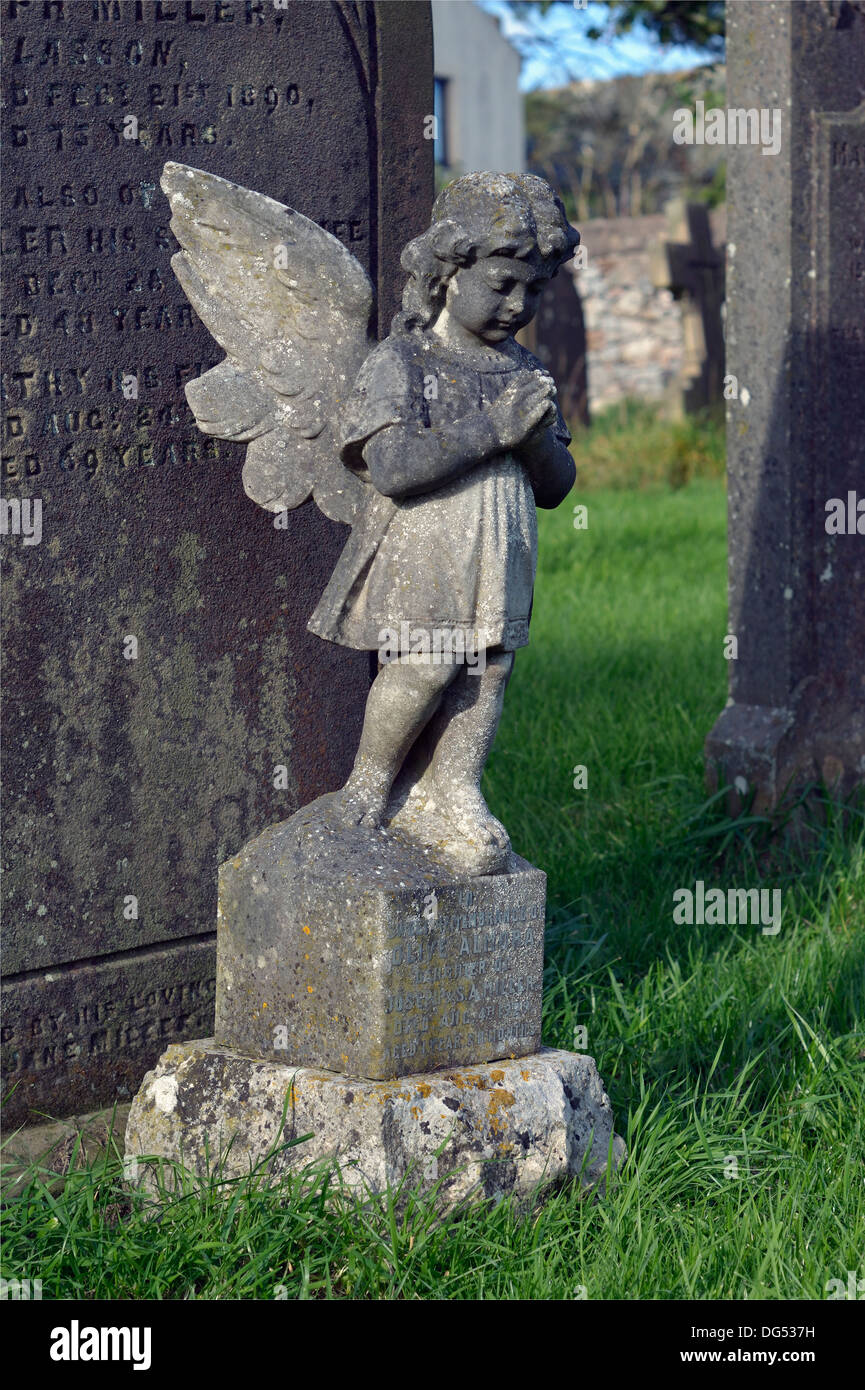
[392,172,579,336]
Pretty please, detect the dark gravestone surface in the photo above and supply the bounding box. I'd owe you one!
[519,268,589,429]
[706,0,865,809]
[0,0,433,1125]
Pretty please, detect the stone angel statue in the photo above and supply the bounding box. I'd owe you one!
[161,161,579,876]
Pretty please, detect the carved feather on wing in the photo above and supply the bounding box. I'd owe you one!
[161,161,375,524]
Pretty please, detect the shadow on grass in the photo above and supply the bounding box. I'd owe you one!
[540,780,864,1111]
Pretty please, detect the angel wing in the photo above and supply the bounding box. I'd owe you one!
[161,161,375,524]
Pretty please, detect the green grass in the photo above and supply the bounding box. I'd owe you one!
[568,398,726,492]
[3,412,863,1301]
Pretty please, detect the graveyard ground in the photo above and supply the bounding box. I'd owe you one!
[3,405,863,1301]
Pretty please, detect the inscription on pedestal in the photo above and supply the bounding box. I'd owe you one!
[380,891,544,1068]
[378,889,542,1061]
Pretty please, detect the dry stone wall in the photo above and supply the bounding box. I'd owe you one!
[575,209,726,414]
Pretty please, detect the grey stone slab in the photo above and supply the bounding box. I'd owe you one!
[2,1105,131,1196]
[2,938,216,1128]
[215,793,546,1079]
[124,1040,625,1211]
[1,2,433,1116]
[706,1,865,809]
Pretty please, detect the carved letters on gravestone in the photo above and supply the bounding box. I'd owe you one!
[0,0,433,1125]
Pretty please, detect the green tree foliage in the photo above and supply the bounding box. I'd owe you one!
[525,66,727,219]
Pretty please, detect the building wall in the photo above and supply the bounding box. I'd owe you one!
[432,0,525,174]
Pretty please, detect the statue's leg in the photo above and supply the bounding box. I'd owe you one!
[427,650,514,850]
[338,657,458,827]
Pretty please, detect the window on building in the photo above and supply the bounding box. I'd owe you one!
[434,76,449,167]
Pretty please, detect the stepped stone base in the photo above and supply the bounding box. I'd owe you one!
[706,697,865,814]
[124,1040,625,1210]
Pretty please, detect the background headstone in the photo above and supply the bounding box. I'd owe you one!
[649,199,725,416]
[705,0,865,808]
[518,268,589,428]
[1,0,433,1126]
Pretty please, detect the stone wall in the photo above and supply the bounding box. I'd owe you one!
[575,209,726,414]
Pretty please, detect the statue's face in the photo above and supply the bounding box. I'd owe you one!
[445,255,549,343]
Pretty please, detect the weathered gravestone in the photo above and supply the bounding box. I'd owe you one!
[0,0,433,1127]
[125,167,624,1209]
[706,0,865,809]
[518,268,589,428]
[649,199,724,416]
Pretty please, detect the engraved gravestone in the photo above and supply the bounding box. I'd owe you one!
[0,0,433,1126]
[705,0,865,808]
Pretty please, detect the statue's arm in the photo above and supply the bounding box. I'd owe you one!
[362,411,502,500]
[516,426,576,509]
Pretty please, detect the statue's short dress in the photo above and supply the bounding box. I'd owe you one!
[307,330,570,655]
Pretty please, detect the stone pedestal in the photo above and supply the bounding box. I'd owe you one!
[705,2,865,811]
[216,793,546,1079]
[126,797,624,1207]
[125,1042,624,1210]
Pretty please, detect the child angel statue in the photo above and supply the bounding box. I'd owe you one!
[161,165,579,875]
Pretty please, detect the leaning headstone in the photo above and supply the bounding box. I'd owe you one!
[126,168,624,1209]
[649,199,724,416]
[706,1,865,809]
[0,0,433,1127]
[518,268,590,428]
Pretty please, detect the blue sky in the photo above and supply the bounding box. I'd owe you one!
[477,0,719,89]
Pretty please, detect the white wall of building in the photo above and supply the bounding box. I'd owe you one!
[432,0,525,174]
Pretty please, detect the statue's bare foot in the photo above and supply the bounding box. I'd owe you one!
[333,777,389,830]
[435,781,510,854]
